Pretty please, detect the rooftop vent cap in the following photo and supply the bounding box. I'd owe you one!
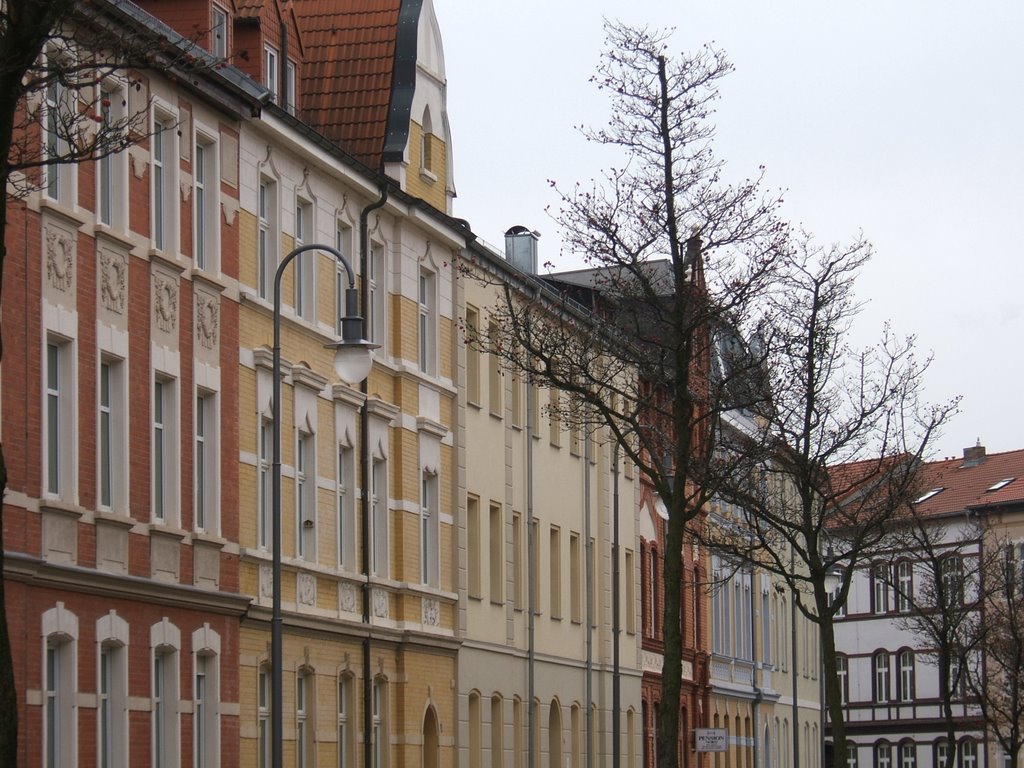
[504,225,540,275]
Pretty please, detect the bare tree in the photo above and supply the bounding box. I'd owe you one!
[472,21,787,768]
[964,535,1024,768]
[708,235,959,768]
[0,2,232,761]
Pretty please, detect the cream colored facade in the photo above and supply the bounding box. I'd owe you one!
[456,243,645,768]
[234,103,465,766]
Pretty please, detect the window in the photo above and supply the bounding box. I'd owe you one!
[530,520,540,614]
[45,637,75,768]
[152,114,177,253]
[194,136,219,271]
[211,6,228,58]
[570,532,581,623]
[899,742,916,768]
[153,648,180,768]
[625,549,636,634]
[510,372,523,427]
[873,652,890,703]
[467,495,481,598]
[419,108,435,175]
[335,223,351,336]
[195,391,218,533]
[762,588,772,663]
[43,51,74,204]
[258,669,270,768]
[489,502,503,602]
[45,339,74,498]
[194,654,219,768]
[97,82,127,228]
[549,390,561,446]
[296,672,312,767]
[337,444,354,568]
[468,692,481,768]
[338,676,352,768]
[874,742,892,768]
[898,650,915,702]
[258,178,277,300]
[420,472,439,586]
[529,383,541,439]
[465,307,480,404]
[259,419,271,549]
[264,45,279,102]
[961,740,978,768]
[419,271,436,375]
[296,432,315,559]
[848,746,859,768]
[372,678,387,768]
[294,200,313,319]
[873,564,890,614]
[512,511,523,609]
[830,568,846,618]
[488,322,502,416]
[367,244,385,349]
[940,556,964,607]
[512,698,523,768]
[836,655,849,705]
[153,378,179,524]
[897,561,914,613]
[284,60,297,115]
[98,359,127,511]
[647,547,658,638]
[948,649,965,699]
[371,458,388,576]
[491,696,504,768]
[550,526,562,619]
[98,647,114,768]
[934,741,949,768]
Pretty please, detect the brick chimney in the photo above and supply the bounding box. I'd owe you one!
[962,440,986,466]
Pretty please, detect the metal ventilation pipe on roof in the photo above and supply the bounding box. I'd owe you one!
[505,225,540,275]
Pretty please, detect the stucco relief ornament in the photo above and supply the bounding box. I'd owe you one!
[259,564,273,598]
[340,584,358,614]
[372,588,389,618]
[154,274,178,333]
[195,293,219,349]
[298,573,316,605]
[422,597,440,627]
[46,230,74,292]
[100,251,127,314]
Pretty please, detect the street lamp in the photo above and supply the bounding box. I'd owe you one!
[272,244,376,768]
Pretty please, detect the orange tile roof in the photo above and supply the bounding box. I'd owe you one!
[294,0,402,169]
[910,446,1024,518]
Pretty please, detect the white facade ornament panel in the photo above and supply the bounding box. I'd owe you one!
[422,597,440,626]
[99,249,127,314]
[46,229,74,293]
[298,573,316,606]
[153,272,178,333]
[259,564,273,598]
[372,588,389,618]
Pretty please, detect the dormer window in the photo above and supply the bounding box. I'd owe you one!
[914,487,944,504]
[264,45,278,103]
[211,6,229,59]
[285,60,297,115]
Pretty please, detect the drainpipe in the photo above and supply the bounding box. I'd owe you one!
[526,294,536,768]
[750,568,762,768]
[612,442,621,768]
[360,185,388,768]
[585,429,593,768]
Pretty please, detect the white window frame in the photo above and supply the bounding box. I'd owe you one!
[337,443,355,569]
[151,107,179,254]
[43,49,76,205]
[294,198,314,320]
[96,612,128,768]
[371,458,388,576]
[368,243,386,351]
[259,417,272,549]
[897,561,914,613]
[258,668,271,768]
[258,177,278,300]
[876,743,892,768]
[372,678,387,768]
[418,270,436,375]
[211,5,228,59]
[193,131,220,272]
[338,676,351,768]
[837,655,849,705]
[296,671,312,767]
[98,357,128,512]
[44,635,76,768]
[874,653,890,704]
[195,389,218,534]
[961,741,978,768]
[264,45,279,103]
[296,431,315,559]
[873,564,890,614]
[153,376,179,525]
[152,643,180,768]
[97,80,128,229]
[898,650,915,702]
[420,470,439,586]
[285,60,297,115]
[45,337,75,500]
[900,743,916,768]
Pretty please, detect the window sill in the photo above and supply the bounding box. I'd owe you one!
[419,167,437,184]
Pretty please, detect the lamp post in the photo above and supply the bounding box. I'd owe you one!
[821,546,842,768]
[272,244,375,768]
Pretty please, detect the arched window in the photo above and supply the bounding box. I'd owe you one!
[896,561,914,613]
[296,668,314,767]
[96,611,129,768]
[872,564,891,614]
[372,677,388,768]
[836,655,850,705]
[491,696,504,768]
[874,741,892,768]
[468,691,481,768]
[422,705,439,768]
[548,700,563,768]
[873,652,890,703]
[960,739,978,768]
[940,556,964,607]
[192,624,221,768]
[897,650,915,702]
[43,604,78,768]
[338,674,354,768]
[898,741,916,768]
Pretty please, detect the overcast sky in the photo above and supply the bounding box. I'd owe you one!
[434,1,1024,460]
